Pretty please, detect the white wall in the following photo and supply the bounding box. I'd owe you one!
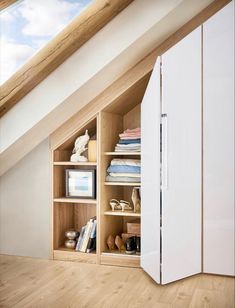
[0,139,51,258]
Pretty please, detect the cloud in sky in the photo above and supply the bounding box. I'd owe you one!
[0,0,92,85]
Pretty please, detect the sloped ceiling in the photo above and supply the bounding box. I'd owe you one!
[0,0,230,176]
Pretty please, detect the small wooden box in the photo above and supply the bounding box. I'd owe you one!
[88,140,97,162]
[127,221,140,235]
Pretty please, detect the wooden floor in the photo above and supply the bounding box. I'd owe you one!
[0,255,234,308]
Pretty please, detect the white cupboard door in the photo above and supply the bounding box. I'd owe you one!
[141,58,161,283]
[203,2,234,276]
[161,27,202,284]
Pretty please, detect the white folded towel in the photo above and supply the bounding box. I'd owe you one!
[111,159,141,167]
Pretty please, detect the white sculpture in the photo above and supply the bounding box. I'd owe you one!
[70,130,90,162]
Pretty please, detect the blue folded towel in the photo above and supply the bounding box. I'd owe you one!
[107,165,141,173]
[118,139,141,144]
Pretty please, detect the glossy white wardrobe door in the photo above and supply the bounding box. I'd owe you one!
[141,58,161,283]
[161,27,202,284]
[203,2,234,276]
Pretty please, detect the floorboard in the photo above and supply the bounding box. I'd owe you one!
[0,255,234,308]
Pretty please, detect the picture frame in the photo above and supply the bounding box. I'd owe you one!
[65,169,96,199]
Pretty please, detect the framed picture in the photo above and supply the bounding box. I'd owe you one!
[65,169,96,199]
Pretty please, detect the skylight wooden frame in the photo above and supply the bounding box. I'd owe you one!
[0,0,134,117]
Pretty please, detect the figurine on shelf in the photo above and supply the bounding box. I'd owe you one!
[107,235,115,250]
[132,187,141,213]
[70,130,90,162]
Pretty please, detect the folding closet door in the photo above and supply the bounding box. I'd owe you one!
[141,58,161,283]
[161,27,202,284]
[203,2,234,276]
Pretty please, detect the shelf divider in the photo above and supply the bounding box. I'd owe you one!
[54,198,97,204]
[104,210,141,217]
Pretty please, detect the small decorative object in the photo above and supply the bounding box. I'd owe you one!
[70,130,90,162]
[107,235,115,250]
[66,169,96,199]
[109,199,121,211]
[65,239,77,249]
[88,140,97,162]
[64,229,79,249]
[119,200,132,212]
[115,235,125,252]
[65,230,79,240]
[127,220,141,235]
[131,187,141,213]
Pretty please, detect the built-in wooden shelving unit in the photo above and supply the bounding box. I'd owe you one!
[51,90,142,268]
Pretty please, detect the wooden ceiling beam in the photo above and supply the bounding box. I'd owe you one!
[0,0,134,117]
[0,0,18,11]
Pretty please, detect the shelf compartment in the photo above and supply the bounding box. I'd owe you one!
[101,251,140,268]
[104,152,141,156]
[54,249,97,263]
[104,210,140,217]
[54,162,97,166]
[104,182,141,186]
[54,198,97,204]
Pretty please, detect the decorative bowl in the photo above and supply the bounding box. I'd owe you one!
[65,230,79,240]
[65,239,77,249]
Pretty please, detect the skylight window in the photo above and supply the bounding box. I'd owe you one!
[0,0,92,85]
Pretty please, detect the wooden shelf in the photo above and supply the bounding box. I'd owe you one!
[102,250,140,258]
[104,182,141,186]
[53,198,97,204]
[101,250,140,268]
[104,210,141,217]
[104,152,141,156]
[54,161,97,166]
[54,248,97,263]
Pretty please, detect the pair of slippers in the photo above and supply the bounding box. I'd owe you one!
[109,199,132,212]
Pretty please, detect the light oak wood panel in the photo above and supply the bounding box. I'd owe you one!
[74,203,97,231]
[53,249,97,263]
[53,203,74,249]
[104,211,141,217]
[123,104,141,130]
[104,152,141,156]
[101,253,140,268]
[53,198,97,204]
[0,255,234,307]
[53,162,97,166]
[0,0,17,11]
[0,0,134,117]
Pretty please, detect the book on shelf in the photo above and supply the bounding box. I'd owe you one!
[76,217,96,253]
[86,220,97,253]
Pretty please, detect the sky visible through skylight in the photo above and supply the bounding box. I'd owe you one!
[0,0,92,85]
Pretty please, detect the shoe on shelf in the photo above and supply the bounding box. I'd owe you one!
[125,236,136,254]
[109,199,121,211]
[136,236,141,255]
[119,200,132,212]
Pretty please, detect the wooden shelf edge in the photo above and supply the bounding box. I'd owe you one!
[53,198,97,204]
[53,162,97,166]
[54,249,97,263]
[104,152,141,155]
[104,182,141,186]
[104,210,141,217]
[100,252,140,268]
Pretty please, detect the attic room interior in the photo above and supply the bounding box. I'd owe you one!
[0,0,234,307]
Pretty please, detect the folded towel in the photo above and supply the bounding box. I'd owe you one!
[106,175,141,183]
[115,147,141,152]
[111,159,141,167]
[118,139,141,144]
[116,143,141,148]
[109,172,141,178]
[107,165,140,173]
[119,127,141,139]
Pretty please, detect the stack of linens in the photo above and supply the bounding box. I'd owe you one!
[115,127,141,152]
[106,159,141,183]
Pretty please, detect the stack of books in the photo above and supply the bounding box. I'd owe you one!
[75,217,96,253]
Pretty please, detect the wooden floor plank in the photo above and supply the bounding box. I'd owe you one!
[0,255,234,308]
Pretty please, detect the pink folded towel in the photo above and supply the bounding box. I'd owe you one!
[119,127,141,139]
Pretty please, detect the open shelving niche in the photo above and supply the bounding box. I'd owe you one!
[99,97,142,268]
[52,117,98,264]
[51,75,147,267]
